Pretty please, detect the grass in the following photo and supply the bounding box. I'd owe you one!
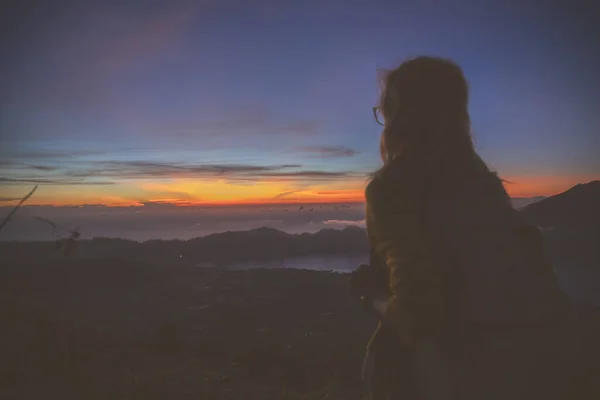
[0,185,37,234]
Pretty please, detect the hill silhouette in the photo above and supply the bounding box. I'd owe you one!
[522,180,600,270]
[522,180,600,230]
[510,196,546,209]
[0,226,369,265]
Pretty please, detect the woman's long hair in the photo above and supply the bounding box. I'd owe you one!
[377,56,490,182]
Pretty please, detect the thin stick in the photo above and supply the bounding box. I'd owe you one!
[0,185,38,234]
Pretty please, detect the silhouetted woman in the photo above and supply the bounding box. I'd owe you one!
[362,56,572,400]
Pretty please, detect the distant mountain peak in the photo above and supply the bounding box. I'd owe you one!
[511,196,546,209]
[524,181,600,209]
[522,180,600,229]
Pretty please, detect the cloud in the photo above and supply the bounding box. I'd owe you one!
[0,197,22,202]
[65,161,305,180]
[28,165,59,171]
[0,157,364,186]
[0,177,115,185]
[89,3,198,75]
[276,120,323,135]
[300,146,357,157]
[272,190,301,200]
[0,202,368,241]
[158,104,322,136]
[317,190,358,195]
[323,219,366,228]
[256,170,359,181]
[3,2,200,111]
[140,201,189,209]
[135,189,200,205]
[197,104,271,131]
[0,149,108,161]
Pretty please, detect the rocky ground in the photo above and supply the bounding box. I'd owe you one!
[1,259,598,399]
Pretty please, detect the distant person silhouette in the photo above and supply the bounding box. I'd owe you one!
[355,56,573,400]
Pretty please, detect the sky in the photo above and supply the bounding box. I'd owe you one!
[1,0,599,208]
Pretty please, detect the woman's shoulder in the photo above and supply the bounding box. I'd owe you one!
[367,157,425,202]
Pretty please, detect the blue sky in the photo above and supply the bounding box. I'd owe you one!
[1,0,598,205]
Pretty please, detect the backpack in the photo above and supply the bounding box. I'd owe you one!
[425,170,570,331]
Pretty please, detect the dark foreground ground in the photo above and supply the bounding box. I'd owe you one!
[1,259,599,399]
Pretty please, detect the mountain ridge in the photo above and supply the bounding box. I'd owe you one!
[0,225,369,265]
[1,182,597,267]
[522,180,600,230]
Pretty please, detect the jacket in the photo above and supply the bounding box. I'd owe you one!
[365,154,568,348]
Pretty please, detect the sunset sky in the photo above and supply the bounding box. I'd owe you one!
[1,0,599,206]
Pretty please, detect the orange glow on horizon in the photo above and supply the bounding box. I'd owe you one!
[1,175,596,207]
[0,183,366,207]
[501,175,597,198]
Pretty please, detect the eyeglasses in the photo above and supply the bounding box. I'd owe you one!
[372,107,384,126]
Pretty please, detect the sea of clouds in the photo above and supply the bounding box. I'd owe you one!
[1,196,542,242]
[0,203,366,241]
